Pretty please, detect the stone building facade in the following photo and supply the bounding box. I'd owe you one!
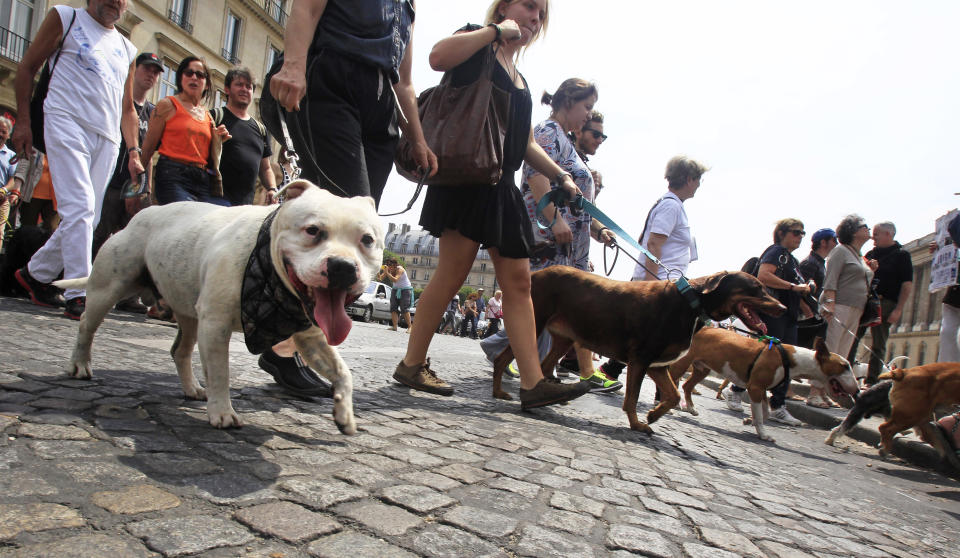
[1,0,287,123]
[878,232,944,366]
[384,223,497,292]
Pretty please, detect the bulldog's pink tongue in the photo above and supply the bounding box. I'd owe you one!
[311,288,352,346]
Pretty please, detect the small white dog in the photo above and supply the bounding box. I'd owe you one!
[56,180,382,433]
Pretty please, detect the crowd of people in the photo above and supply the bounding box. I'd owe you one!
[2,0,958,448]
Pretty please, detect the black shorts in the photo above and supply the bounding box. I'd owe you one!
[391,288,413,313]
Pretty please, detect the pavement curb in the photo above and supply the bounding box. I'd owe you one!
[697,375,960,478]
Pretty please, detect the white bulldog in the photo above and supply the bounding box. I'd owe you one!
[55,180,382,433]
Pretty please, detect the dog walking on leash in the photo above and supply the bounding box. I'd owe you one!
[56,181,381,433]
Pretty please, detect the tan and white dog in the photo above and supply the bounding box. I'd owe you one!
[55,181,382,433]
[669,327,860,441]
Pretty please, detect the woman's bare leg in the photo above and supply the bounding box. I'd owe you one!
[402,230,479,366]
[488,250,543,390]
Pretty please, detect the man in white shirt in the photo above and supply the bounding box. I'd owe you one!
[632,156,707,281]
[12,0,141,320]
[601,155,709,382]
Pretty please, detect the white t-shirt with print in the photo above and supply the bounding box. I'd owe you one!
[631,191,697,281]
[44,6,137,145]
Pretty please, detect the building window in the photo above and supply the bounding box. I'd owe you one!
[222,12,242,64]
[213,89,226,108]
[267,44,281,71]
[0,0,34,62]
[266,0,288,26]
[918,342,926,366]
[479,276,484,286]
[903,343,910,361]
[158,60,178,100]
[480,263,487,272]
[888,343,894,357]
[169,0,193,33]
[424,272,430,281]
[410,269,416,280]
[411,257,418,265]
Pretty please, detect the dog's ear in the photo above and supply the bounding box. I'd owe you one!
[813,336,830,363]
[281,179,313,200]
[361,196,376,210]
[697,272,730,295]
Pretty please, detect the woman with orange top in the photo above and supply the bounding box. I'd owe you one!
[140,56,228,205]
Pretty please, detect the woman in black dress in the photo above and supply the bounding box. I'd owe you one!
[393,0,591,409]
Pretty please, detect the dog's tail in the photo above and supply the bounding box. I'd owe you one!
[52,278,89,290]
[886,355,909,370]
[878,369,906,381]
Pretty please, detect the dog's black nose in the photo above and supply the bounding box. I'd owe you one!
[326,257,358,290]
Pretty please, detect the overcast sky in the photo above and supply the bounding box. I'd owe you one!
[376,0,959,283]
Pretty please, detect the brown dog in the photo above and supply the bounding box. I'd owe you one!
[669,327,859,441]
[492,267,785,434]
[877,363,960,456]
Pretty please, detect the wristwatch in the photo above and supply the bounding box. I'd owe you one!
[128,146,142,154]
[555,171,572,184]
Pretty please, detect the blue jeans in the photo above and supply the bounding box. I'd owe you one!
[155,157,230,206]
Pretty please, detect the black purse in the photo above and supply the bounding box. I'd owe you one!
[30,10,76,153]
[860,287,882,327]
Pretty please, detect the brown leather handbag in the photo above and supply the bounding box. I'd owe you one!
[395,45,510,186]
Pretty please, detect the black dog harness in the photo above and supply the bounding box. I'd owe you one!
[240,209,313,354]
[743,337,791,388]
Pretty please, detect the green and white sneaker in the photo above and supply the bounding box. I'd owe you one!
[582,370,623,393]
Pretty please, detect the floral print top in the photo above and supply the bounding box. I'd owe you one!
[521,119,595,271]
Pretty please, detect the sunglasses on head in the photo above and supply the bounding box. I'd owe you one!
[183,69,207,80]
[585,128,607,141]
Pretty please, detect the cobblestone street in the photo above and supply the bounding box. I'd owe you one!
[1,296,959,557]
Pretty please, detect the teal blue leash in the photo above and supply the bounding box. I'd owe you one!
[535,190,702,312]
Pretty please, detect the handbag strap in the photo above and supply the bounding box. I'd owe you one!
[49,10,77,78]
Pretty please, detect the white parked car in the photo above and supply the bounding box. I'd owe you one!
[347,281,392,323]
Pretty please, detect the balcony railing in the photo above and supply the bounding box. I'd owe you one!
[0,26,31,63]
[221,48,241,65]
[260,0,288,26]
[168,9,193,34]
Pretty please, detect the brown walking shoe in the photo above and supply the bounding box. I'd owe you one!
[520,379,591,410]
[393,358,454,396]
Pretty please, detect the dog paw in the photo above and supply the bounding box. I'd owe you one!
[184,386,207,401]
[760,434,776,443]
[207,402,242,429]
[331,390,356,435]
[630,422,654,435]
[742,417,753,425]
[679,404,699,416]
[68,360,92,380]
[493,390,512,401]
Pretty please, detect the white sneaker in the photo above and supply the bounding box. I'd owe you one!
[723,386,743,412]
[769,406,802,426]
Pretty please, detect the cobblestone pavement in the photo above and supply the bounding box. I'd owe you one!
[1,296,959,557]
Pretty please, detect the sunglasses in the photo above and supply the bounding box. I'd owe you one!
[789,229,806,236]
[183,69,207,80]
[585,128,608,141]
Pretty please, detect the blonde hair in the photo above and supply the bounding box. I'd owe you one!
[484,0,550,53]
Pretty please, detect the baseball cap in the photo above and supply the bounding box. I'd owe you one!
[136,52,162,69]
[812,228,837,244]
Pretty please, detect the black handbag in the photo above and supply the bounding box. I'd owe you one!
[30,10,76,153]
[395,44,510,186]
[860,288,882,327]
